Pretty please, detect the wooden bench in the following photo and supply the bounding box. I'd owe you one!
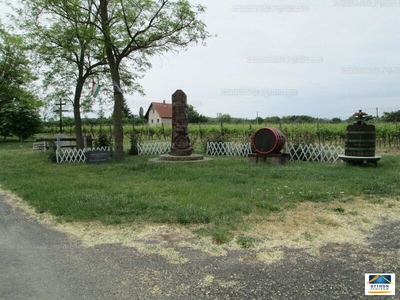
[35,135,93,151]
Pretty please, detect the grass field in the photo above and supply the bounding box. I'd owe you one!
[1,138,399,244]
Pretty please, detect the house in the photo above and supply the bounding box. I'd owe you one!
[144,100,172,126]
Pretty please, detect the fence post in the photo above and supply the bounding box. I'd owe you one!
[56,135,61,152]
[83,136,87,149]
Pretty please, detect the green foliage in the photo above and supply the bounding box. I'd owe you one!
[0,23,40,141]
[212,228,233,244]
[217,113,232,123]
[94,133,113,150]
[128,131,141,155]
[0,102,42,141]
[47,141,57,163]
[236,236,257,248]
[0,25,37,107]
[382,110,400,123]
[187,104,207,123]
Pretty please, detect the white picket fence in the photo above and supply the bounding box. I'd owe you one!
[56,147,110,163]
[135,141,344,163]
[137,142,170,155]
[285,144,344,163]
[206,142,253,157]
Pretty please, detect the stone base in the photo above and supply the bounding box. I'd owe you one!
[338,155,382,167]
[149,154,211,163]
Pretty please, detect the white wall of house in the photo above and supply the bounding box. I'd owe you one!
[147,107,172,126]
[148,107,160,125]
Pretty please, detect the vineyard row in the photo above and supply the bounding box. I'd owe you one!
[41,122,400,147]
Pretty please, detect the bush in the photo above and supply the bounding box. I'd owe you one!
[48,142,57,163]
[94,133,113,150]
[128,131,141,155]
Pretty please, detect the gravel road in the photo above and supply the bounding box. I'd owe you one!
[1,192,399,299]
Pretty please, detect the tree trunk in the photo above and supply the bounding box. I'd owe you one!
[100,0,124,159]
[74,105,83,149]
[113,92,124,158]
[73,79,85,149]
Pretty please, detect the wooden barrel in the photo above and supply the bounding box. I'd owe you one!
[345,124,376,157]
[252,127,286,155]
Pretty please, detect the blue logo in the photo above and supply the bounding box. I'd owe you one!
[365,273,395,295]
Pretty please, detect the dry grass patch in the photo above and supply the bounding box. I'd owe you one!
[3,188,400,264]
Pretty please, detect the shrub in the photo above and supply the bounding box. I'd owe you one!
[94,133,113,150]
[128,131,141,155]
[48,142,57,163]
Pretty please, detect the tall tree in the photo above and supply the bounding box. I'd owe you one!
[12,0,111,148]
[96,0,210,159]
[0,22,42,141]
[0,102,42,142]
[139,106,144,119]
[187,104,207,123]
[382,110,400,123]
[0,24,37,108]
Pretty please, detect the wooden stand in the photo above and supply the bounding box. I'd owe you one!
[248,153,290,165]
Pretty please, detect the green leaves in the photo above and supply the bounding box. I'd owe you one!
[0,102,42,140]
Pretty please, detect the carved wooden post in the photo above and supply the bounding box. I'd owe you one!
[170,90,193,156]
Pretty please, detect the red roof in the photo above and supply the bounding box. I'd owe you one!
[145,102,172,119]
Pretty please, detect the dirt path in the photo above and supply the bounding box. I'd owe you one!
[1,189,399,299]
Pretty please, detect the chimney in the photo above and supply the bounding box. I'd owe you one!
[163,99,165,106]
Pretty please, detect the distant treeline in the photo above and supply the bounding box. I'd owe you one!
[43,110,400,129]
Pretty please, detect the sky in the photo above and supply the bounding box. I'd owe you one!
[2,0,400,120]
[127,0,400,120]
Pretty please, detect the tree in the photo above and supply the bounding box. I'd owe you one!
[0,23,42,141]
[187,104,207,123]
[139,107,144,118]
[0,24,37,108]
[217,113,232,124]
[122,100,133,119]
[13,0,111,148]
[97,0,211,159]
[0,102,42,142]
[254,117,263,124]
[330,117,342,124]
[265,116,281,124]
[382,110,400,123]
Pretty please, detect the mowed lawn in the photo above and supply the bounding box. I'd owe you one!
[0,139,399,242]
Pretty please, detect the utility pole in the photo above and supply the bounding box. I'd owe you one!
[54,100,68,133]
